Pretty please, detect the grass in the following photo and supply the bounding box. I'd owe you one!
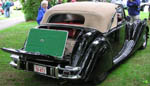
[140,11,149,20]
[0,12,149,86]
[0,21,38,86]
[100,47,150,86]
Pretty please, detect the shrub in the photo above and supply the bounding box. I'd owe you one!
[20,0,68,21]
[20,0,41,21]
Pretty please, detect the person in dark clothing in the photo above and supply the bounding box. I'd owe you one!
[37,0,48,24]
[127,0,140,23]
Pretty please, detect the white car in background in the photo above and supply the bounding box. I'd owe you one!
[13,1,22,10]
[111,0,127,8]
[140,0,150,12]
[90,0,127,8]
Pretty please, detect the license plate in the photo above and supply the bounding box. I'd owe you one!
[34,65,46,74]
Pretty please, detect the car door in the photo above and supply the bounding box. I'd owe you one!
[105,6,126,60]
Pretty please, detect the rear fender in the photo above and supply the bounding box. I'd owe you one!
[132,19,149,49]
[71,35,112,81]
[126,19,147,41]
[71,29,100,66]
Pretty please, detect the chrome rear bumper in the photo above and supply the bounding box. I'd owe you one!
[10,54,19,68]
[10,54,81,80]
[10,61,17,68]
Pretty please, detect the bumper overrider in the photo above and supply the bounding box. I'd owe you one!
[2,48,81,80]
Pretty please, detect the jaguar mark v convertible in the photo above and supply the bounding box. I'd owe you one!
[1,2,149,83]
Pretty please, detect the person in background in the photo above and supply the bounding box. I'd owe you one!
[4,0,11,17]
[127,0,140,23]
[68,0,76,2]
[39,0,51,10]
[2,0,5,10]
[10,0,14,6]
[37,0,48,25]
[0,0,2,7]
[57,0,62,4]
[0,0,4,15]
[70,0,76,2]
[71,0,76,2]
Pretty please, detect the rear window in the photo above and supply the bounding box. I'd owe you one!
[48,14,85,24]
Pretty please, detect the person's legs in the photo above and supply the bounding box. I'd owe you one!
[5,8,10,18]
[133,15,140,21]
[5,8,8,17]
[129,15,140,23]
[4,8,7,17]
[6,9,8,17]
[129,15,134,23]
[7,8,10,17]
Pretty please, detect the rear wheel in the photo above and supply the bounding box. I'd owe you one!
[140,29,148,49]
[93,72,108,84]
[142,34,147,48]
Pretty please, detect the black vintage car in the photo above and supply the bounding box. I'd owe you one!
[1,2,149,83]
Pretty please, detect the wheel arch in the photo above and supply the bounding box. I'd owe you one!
[71,34,113,82]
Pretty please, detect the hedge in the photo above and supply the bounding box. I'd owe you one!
[20,0,68,21]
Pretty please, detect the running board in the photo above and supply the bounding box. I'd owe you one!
[113,40,135,64]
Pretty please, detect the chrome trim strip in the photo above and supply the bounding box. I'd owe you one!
[10,61,17,68]
[50,68,53,76]
[26,62,29,71]
[58,74,81,79]
[17,57,20,69]
[58,65,81,71]
[10,54,19,60]
[17,61,81,79]
[55,67,59,79]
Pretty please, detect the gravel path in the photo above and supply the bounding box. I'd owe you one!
[0,16,25,30]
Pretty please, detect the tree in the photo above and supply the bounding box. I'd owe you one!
[20,0,41,21]
[20,0,68,21]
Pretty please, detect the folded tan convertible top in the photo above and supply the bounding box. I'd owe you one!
[41,2,118,33]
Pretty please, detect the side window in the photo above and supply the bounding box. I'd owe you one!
[48,14,85,24]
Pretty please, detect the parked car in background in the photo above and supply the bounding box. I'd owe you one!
[140,0,150,12]
[13,1,22,10]
[1,2,149,84]
[111,0,127,8]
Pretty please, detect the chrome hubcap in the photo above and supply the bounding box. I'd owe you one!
[143,34,147,47]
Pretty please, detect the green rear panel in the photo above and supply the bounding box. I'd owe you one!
[25,28,68,59]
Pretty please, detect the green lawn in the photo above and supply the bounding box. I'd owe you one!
[100,47,150,86]
[140,11,149,20]
[0,12,150,86]
[0,21,38,86]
